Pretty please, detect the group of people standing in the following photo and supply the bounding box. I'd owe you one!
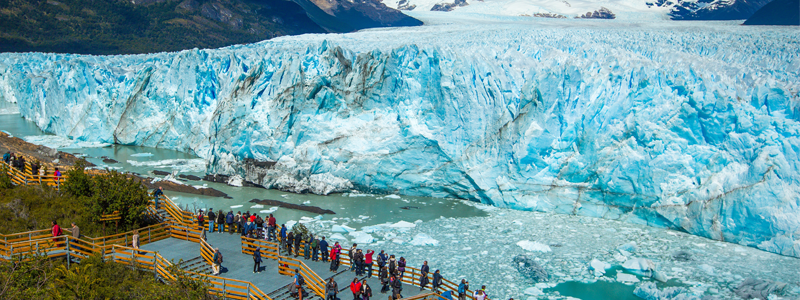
[2,152,61,182]
[189,203,489,300]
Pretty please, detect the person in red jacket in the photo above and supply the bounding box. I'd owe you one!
[51,220,63,247]
[365,249,375,278]
[350,277,362,300]
[267,214,277,241]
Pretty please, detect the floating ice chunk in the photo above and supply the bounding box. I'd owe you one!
[358,215,370,219]
[130,153,154,157]
[623,257,657,278]
[390,221,416,229]
[259,207,278,214]
[230,205,244,208]
[329,233,347,240]
[619,242,638,253]
[391,239,405,244]
[462,247,472,251]
[698,264,714,275]
[634,282,700,300]
[410,233,439,246]
[303,200,311,204]
[385,194,402,199]
[227,175,243,187]
[332,225,355,233]
[617,273,640,283]
[285,220,297,230]
[589,259,611,277]
[523,287,543,296]
[299,216,317,224]
[516,240,552,253]
[513,220,523,225]
[250,204,264,208]
[349,231,375,244]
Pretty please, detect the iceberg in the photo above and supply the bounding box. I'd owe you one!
[517,240,552,253]
[348,231,375,244]
[1,20,799,257]
[410,233,439,246]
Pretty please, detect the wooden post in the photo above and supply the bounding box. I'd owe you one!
[223,279,226,298]
[148,228,151,243]
[66,237,70,269]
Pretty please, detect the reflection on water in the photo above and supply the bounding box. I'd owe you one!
[0,113,488,228]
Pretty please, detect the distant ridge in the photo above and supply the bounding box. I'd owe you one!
[743,0,800,25]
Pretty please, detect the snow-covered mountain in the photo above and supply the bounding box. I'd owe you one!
[1,20,799,258]
[381,0,770,20]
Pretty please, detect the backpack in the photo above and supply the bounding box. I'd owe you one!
[198,214,204,222]
[297,275,305,285]
[215,252,223,263]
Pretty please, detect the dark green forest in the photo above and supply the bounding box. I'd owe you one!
[0,0,324,55]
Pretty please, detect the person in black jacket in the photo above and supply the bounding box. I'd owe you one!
[294,233,303,257]
[419,261,430,291]
[391,275,403,299]
[353,249,365,276]
[325,278,339,300]
[287,232,294,255]
[208,209,217,232]
[217,210,225,233]
[432,270,443,292]
[379,266,390,294]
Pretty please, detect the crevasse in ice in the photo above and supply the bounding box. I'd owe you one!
[0,21,798,257]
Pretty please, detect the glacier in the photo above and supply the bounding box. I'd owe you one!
[0,18,799,257]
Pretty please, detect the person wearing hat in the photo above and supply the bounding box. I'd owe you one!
[197,209,205,231]
[253,247,263,273]
[458,279,468,300]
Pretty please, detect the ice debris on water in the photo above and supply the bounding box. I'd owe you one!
[331,224,355,233]
[513,255,548,282]
[516,240,552,253]
[250,204,264,208]
[617,273,640,283]
[735,278,789,300]
[410,233,439,246]
[230,205,243,208]
[130,152,154,157]
[349,231,375,244]
[634,282,700,300]
[589,259,611,277]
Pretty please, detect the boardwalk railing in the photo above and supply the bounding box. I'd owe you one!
[2,160,68,187]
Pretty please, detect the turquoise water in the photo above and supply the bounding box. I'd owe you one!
[544,266,690,300]
[0,113,488,227]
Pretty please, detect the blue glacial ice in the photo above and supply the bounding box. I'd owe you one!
[0,20,798,257]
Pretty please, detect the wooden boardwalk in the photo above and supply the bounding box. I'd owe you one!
[0,165,477,300]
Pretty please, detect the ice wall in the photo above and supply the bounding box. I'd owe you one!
[1,21,799,257]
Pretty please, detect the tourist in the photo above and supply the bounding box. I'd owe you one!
[330,246,340,272]
[293,269,305,300]
[391,275,403,299]
[397,257,406,281]
[280,224,287,248]
[350,277,362,300]
[287,231,295,255]
[353,249,364,276]
[208,209,216,232]
[365,249,374,277]
[152,186,163,209]
[319,236,329,262]
[304,234,314,259]
[70,222,80,251]
[132,229,140,254]
[348,243,358,272]
[432,270,443,292]
[54,167,61,185]
[268,214,277,241]
[361,279,372,300]
[2,151,8,163]
[247,229,256,239]
[458,280,468,300]
[201,228,207,241]
[197,210,205,231]
[379,266,390,294]
[326,278,339,300]
[294,233,302,257]
[51,220,62,247]
[377,250,388,271]
[480,285,489,299]
[311,235,319,261]
[419,261,430,291]
[234,211,242,233]
[226,211,234,234]
[253,247,262,273]
[212,248,223,275]
[473,290,486,300]
[255,214,264,231]
[388,255,397,275]
[217,209,225,233]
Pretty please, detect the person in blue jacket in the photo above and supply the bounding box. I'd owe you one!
[253,247,263,273]
[319,236,329,262]
[226,211,234,234]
